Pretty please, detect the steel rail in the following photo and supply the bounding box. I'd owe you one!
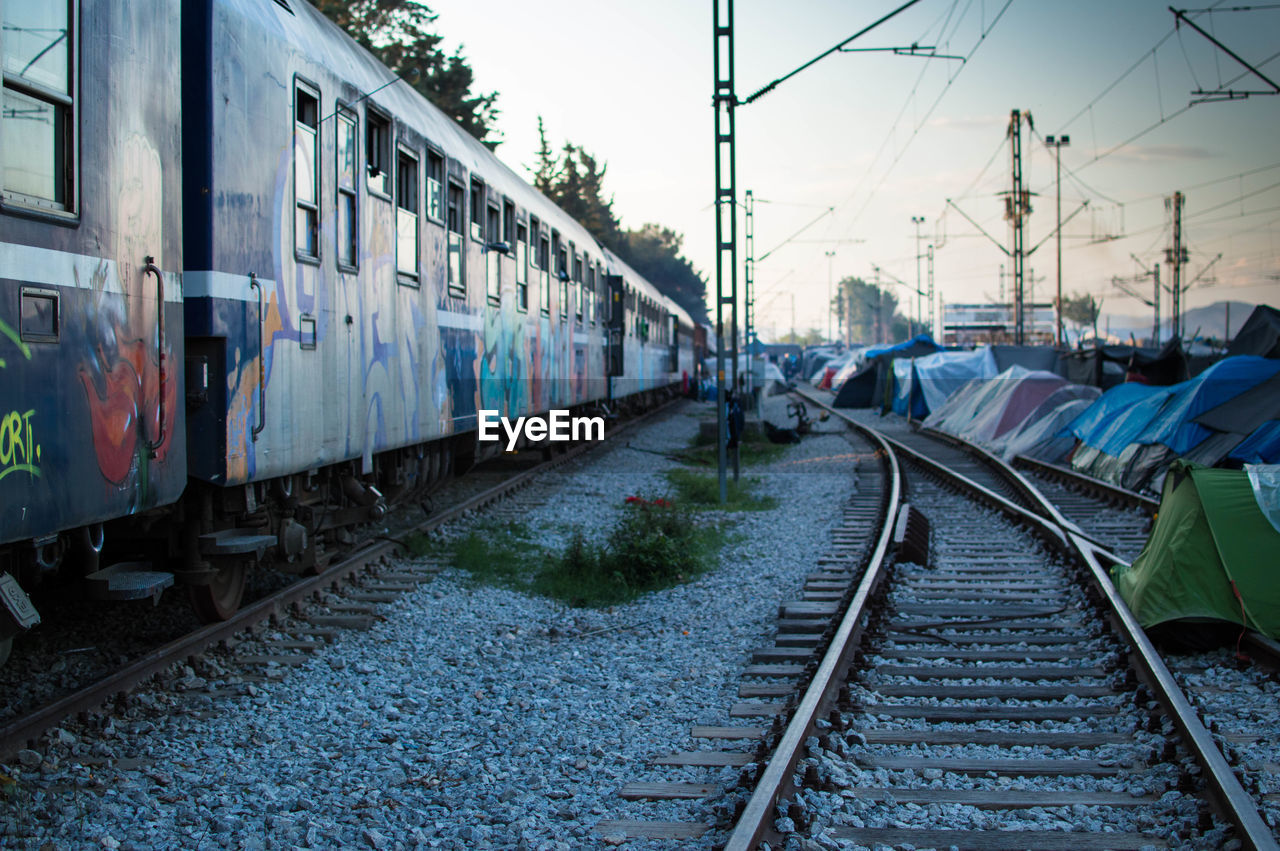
[1013,453,1161,513]
[1074,538,1278,851]
[0,395,681,759]
[723,408,902,851]
[798,391,1277,851]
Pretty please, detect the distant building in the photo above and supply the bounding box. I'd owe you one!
[942,302,1056,345]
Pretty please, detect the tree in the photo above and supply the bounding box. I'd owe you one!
[619,225,707,323]
[1059,292,1102,344]
[531,122,708,322]
[313,0,501,148]
[832,277,906,344]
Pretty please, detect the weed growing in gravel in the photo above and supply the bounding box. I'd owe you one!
[664,468,777,511]
[533,498,725,606]
[449,521,547,588]
[688,426,786,467]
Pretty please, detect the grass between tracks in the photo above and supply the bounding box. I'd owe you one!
[398,412,783,607]
[401,501,727,608]
[686,426,788,468]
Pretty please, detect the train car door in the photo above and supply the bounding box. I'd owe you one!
[605,274,625,380]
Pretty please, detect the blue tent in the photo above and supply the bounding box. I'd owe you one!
[1133,356,1280,455]
[1229,421,1280,464]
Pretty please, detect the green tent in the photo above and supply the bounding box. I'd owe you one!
[1114,461,1280,641]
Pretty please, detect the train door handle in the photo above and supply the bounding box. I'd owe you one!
[143,256,167,457]
[249,273,266,441]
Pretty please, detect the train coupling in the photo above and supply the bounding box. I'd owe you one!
[0,572,41,641]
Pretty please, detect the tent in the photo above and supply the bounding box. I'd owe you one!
[989,383,1100,459]
[1227,304,1280,359]
[1060,338,1189,389]
[999,397,1096,462]
[1230,420,1280,464]
[909,348,999,415]
[923,366,1068,446]
[1113,461,1280,646]
[1117,356,1280,490]
[831,335,942,409]
[991,344,1061,375]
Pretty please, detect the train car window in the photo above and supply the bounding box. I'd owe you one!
[469,177,484,241]
[557,240,569,320]
[515,221,529,312]
[573,252,583,323]
[446,178,465,294]
[587,262,596,325]
[502,199,515,246]
[19,287,59,343]
[335,110,358,270]
[425,148,444,223]
[1,1,76,213]
[396,149,419,282]
[294,82,320,260]
[485,201,500,304]
[366,108,390,197]
[537,227,550,316]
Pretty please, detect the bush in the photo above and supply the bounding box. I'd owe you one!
[664,468,777,511]
[533,497,723,607]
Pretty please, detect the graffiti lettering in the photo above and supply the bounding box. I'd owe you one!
[0,410,41,481]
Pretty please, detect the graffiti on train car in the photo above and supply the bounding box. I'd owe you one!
[0,409,40,482]
[73,259,179,490]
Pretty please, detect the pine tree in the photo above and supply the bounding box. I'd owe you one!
[313,0,501,148]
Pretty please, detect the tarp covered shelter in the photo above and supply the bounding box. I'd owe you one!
[832,334,942,409]
[1227,305,1280,359]
[988,384,1100,459]
[908,348,999,416]
[1230,421,1280,464]
[1114,461,1280,643]
[998,397,1097,462]
[1068,356,1280,491]
[1060,338,1189,389]
[923,366,1067,445]
[991,345,1061,375]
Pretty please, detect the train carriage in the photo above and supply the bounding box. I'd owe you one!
[0,0,186,656]
[0,0,696,654]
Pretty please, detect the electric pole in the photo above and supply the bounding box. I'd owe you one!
[744,189,754,401]
[1004,109,1031,344]
[1166,191,1187,340]
[912,215,925,338]
[825,250,835,343]
[1046,133,1069,346]
[926,243,935,339]
[712,0,737,499]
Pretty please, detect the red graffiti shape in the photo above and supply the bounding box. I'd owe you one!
[79,358,140,484]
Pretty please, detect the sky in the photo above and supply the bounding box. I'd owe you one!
[425,0,1280,341]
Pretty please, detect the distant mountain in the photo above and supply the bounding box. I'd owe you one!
[1098,300,1263,344]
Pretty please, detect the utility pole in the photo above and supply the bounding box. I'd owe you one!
[744,189,754,403]
[1004,109,1031,344]
[1113,253,1162,345]
[1046,133,1069,346]
[926,243,935,339]
[1153,263,1161,343]
[912,215,925,338]
[712,0,737,499]
[1166,191,1187,340]
[825,250,835,343]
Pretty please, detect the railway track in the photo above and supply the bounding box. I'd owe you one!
[0,397,681,762]
[719,390,1276,850]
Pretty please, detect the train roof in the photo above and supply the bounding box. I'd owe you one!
[220,0,695,326]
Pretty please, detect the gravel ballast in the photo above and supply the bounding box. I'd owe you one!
[1,396,860,849]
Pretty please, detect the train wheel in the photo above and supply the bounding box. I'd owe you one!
[189,560,247,622]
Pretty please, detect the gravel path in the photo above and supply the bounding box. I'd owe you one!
[1,395,859,850]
